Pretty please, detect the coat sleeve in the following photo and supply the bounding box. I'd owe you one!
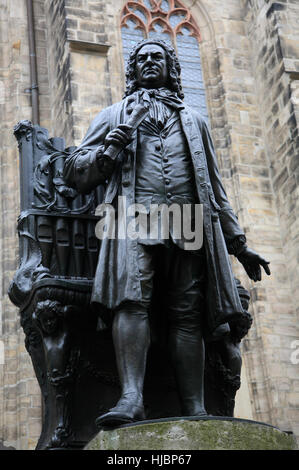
[201,118,247,256]
[63,106,112,194]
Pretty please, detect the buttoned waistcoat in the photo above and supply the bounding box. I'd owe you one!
[135,108,197,248]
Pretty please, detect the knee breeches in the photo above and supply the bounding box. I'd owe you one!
[116,243,206,333]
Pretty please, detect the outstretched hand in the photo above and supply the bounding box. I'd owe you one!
[237,247,271,282]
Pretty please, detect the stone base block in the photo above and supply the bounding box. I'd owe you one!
[85,416,297,451]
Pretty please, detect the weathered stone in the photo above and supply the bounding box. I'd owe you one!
[86,418,298,451]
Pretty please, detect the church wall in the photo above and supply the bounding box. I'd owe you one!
[184,0,299,436]
[243,0,299,438]
[0,0,45,450]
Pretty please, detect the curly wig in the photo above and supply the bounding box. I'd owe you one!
[124,39,184,99]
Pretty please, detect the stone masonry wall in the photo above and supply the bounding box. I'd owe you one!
[244,0,299,438]
[45,0,74,143]
[187,0,299,437]
[0,0,49,450]
[64,0,114,144]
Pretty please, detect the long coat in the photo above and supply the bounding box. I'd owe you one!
[64,93,246,333]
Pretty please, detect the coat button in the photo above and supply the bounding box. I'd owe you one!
[122,180,130,187]
[123,164,130,172]
[163,157,168,163]
[155,144,161,151]
[167,193,172,198]
[165,179,170,185]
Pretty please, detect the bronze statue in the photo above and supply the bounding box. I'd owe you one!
[63,39,271,428]
[9,39,271,449]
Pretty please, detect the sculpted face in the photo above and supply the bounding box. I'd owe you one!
[40,311,58,335]
[135,44,168,89]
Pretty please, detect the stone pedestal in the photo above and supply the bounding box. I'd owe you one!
[85,417,297,450]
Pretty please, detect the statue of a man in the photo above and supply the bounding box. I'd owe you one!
[64,39,270,427]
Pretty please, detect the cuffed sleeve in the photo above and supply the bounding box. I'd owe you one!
[64,146,106,194]
[226,235,247,256]
[63,106,112,194]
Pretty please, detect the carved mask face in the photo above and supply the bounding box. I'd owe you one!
[135,44,168,89]
[40,311,58,335]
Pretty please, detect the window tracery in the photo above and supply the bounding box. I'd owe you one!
[121,0,208,118]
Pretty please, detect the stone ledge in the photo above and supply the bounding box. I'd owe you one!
[85,416,297,451]
[68,39,110,54]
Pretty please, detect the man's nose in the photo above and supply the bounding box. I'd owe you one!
[145,54,154,64]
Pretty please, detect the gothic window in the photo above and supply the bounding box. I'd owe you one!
[121,0,208,119]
